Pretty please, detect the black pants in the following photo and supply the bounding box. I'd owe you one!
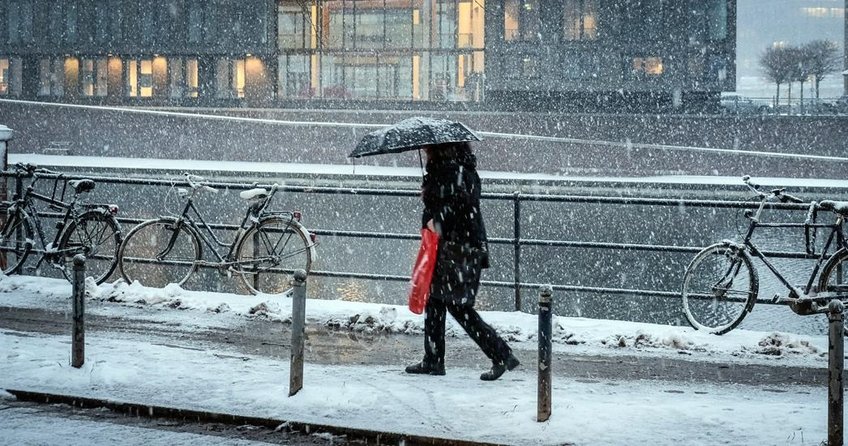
[423,297,512,368]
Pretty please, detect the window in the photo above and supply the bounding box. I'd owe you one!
[66,3,78,42]
[95,0,109,43]
[563,0,598,41]
[630,56,664,77]
[38,58,64,97]
[126,59,154,98]
[141,1,155,44]
[563,52,598,79]
[278,54,311,98]
[503,0,539,41]
[80,58,108,97]
[48,5,63,44]
[168,58,199,98]
[278,1,311,49]
[216,58,245,99]
[0,58,9,95]
[706,0,727,41]
[188,1,203,43]
[8,0,34,44]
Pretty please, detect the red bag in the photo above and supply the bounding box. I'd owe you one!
[408,228,439,314]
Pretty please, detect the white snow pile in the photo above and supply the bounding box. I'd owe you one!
[0,274,830,366]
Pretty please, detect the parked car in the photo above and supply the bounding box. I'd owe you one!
[720,93,770,115]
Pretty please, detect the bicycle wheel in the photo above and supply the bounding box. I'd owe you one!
[817,248,848,335]
[59,210,122,284]
[236,216,313,295]
[0,210,34,275]
[681,243,759,335]
[119,218,201,288]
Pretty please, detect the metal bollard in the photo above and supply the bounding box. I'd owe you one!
[537,284,553,422]
[289,269,307,397]
[71,255,86,368]
[828,299,844,446]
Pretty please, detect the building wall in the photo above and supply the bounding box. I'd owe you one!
[0,0,737,110]
[485,0,736,108]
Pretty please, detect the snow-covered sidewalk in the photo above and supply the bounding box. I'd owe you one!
[0,275,839,445]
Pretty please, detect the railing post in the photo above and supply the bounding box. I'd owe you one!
[72,255,86,369]
[537,284,553,422]
[513,191,522,311]
[289,269,307,397]
[828,299,844,446]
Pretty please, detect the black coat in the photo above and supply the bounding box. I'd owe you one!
[421,153,488,305]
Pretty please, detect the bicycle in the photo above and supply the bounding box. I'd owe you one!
[118,174,317,295]
[0,163,122,284]
[681,175,848,335]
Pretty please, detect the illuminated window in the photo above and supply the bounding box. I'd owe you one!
[126,59,154,98]
[168,58,199,98]
[216,58,246,99]
[0,59,8,95]
[504,0,539,41]
[632,57,663,76]
[81,58,108,97]
[563,0,597,41]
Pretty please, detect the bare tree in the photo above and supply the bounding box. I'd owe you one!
[803,40,841,99]
[759,46,793,107]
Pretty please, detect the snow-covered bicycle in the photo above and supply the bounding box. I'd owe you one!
[0,163,122,283]
[118,174,316,294]
[681,175,848,335]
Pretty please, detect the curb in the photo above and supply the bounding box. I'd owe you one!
[6,388,507,446]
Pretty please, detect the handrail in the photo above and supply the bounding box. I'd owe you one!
[7,169,834,312]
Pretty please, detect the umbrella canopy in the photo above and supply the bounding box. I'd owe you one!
[349,117,482,158]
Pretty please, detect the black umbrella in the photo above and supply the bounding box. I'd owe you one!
[348,117,482,159]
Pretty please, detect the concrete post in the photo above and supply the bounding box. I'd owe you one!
[537,284,553,422]
[72,255,86,368]
[828,299,844,446]
[289,269,307,397]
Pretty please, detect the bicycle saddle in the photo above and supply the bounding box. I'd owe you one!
[69,179,96,194]
[239,188,268,200]
[819,200,848,217]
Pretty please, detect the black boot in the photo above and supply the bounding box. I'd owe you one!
[405,361,446,376]
[480,354,520,381]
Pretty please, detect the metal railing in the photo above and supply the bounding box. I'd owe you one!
[5,168,833,313]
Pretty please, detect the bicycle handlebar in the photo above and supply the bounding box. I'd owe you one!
[184,173,218,194]
[13,162,57,176]
[742,175,803,203]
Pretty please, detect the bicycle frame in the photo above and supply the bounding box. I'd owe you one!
[164,185,296,269]
[740,197,847,299]
[15,174,84,257]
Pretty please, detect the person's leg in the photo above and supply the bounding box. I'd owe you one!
[446,299,511,363]
[406,297,446,375]
[424,297,447,369]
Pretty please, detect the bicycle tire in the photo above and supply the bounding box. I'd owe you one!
[119,218,201,288]
[58,210,122,284]
[817,248,848,335]
[681,243,759,335]
[0,209,34,275]
[235,216,313,295]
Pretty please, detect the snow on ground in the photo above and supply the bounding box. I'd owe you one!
[0,275,838,445]
[0,275,831,369]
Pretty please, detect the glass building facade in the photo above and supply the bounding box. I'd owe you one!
[0,0,738,109]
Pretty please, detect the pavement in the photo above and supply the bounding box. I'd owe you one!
[0,276,842,445]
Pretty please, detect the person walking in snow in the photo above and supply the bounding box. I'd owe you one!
[405,141,520,381]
